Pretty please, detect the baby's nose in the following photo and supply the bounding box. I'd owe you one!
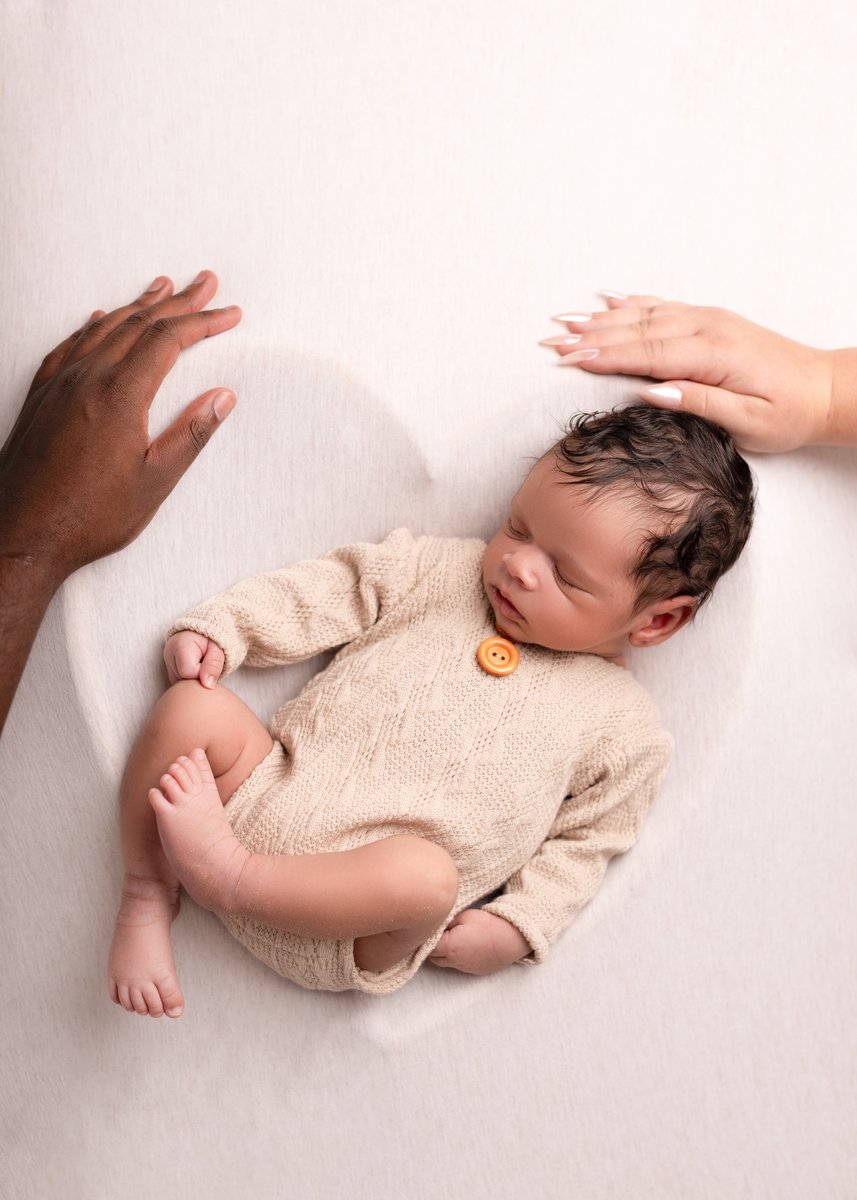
[503,552,538,589]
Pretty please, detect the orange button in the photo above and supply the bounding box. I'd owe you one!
[476,636,520,677]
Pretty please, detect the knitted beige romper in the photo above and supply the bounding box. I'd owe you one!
[168,530,672,995]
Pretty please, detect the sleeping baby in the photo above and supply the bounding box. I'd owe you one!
[107,405,755,1017]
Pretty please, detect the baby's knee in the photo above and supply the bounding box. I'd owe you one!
[146,679,234,738]
[392,835,459,920]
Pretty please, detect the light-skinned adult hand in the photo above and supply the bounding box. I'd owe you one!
[542,292,857,453]
[0,269,241,735]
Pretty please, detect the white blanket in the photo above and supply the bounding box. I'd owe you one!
[3,3,855,1197]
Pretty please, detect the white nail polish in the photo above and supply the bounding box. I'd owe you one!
[598,290,628,301]
[557,349,600,365]
[538,335,582,346]
[551,312,592,323]
[643,385,682,405]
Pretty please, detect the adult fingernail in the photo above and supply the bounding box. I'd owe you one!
[539,335,582,347]
[551,312,592,323]
[192,270,209,285]
[557,349,600,365]
[598,290,628,300]
[144,276,167,294]
[642,385,682,406]
[211,390,235,421]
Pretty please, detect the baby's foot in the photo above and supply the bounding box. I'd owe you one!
[108,877,184,1018]
[148,749,250,914]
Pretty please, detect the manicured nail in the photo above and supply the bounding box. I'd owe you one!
[557,349,600,365]
[211,389,235,421]
[551,312,592,323]
[539,335,582,347]
[642,384,682,406]
[598,290,628,301]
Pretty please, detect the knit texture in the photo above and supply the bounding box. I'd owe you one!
[167,529,672,993]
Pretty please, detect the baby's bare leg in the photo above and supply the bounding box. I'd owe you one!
[108,681,273,1018]
[149,750,460,977]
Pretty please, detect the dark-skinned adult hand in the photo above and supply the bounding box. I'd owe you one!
[542,292,857,453]
[0,269,241,735]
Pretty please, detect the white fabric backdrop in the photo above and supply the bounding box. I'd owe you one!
[2,3,856,1197]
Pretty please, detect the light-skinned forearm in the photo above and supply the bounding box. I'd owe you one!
[0,551,64,736]
[824,349,857,446]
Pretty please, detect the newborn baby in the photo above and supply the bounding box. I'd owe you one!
[108,406,755,1017]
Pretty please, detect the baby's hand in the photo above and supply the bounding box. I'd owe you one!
[163,630,225,688]
[429,908,531,975]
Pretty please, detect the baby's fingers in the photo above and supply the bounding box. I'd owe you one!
[164,632,206,683]
[430,931,450,964]
[199,642,225,689]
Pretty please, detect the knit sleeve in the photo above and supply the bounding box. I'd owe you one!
[480,725,672,964]
[165,528,425,678]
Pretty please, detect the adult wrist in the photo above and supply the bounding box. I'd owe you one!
[818,348,857,446]
[0,540,68,598]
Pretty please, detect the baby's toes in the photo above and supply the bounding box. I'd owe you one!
[129,986,151,1015]
[154,974,185,1018]
[141,983,165,1017]
[189,747,217,787]
[168,758,194,791]
[115,983,134,1012]
[174,753,205,795]
[158,767,191,806]
[115,983,133,1012]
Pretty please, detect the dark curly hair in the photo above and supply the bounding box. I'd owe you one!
[552,406,755,613]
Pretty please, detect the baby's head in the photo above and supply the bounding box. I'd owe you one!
[482,406,755,663]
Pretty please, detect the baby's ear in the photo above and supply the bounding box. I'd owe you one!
[627,596,697,649]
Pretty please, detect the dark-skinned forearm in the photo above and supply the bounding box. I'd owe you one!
[0,550,64,736]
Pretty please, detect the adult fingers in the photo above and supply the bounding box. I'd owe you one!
[111,305,242,407]
[199,642,225,689]
[60,276,177,366]
[144,387,237,504]
[25,308,107,396]
[542,311,700,355]
[598,291,671,309]
[555,334,721,384]
[0,310,107,458]
[551,302,688,334]
[90,270,222,367]
[638,381,775,452]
